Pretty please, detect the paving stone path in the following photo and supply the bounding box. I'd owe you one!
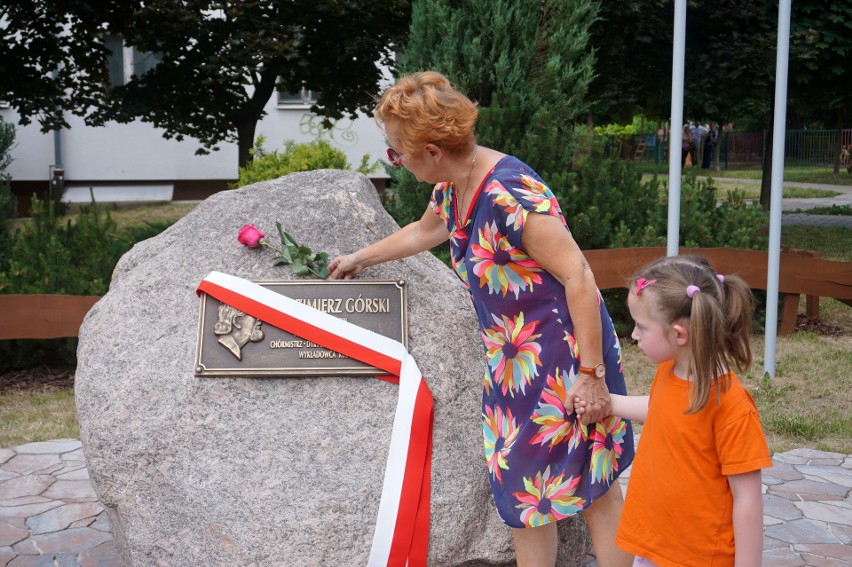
[1,439,849,566]
[0,440,118,567]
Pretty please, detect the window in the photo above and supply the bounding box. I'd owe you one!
[132,49,162,78]
[104,35,125,87]
[277,87,320,107]
[103,36,162,85]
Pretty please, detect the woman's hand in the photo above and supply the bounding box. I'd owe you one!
[328,205,451,281]
[566,376,611,425]
[328,253,363,280]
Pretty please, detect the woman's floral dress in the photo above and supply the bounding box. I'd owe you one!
[430,155,635,528]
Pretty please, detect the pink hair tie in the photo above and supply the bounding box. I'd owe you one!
[717,274,725,283]
[636,278,657,296]
[686,285,701,298]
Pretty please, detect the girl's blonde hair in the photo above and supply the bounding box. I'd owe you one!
[374,71,478,155]
[630,255,754,413]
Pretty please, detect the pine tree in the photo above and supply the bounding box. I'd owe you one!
[381,0,599,227]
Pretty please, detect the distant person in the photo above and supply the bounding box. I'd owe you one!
[681,125,693,167]
[702,122,719,169]
[689,120,707,167]
[576,255,772,567]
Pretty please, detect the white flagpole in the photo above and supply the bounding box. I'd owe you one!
[666,0,687,257]
[763,0,792,378]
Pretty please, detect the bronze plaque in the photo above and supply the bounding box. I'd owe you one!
[195,280,407,377]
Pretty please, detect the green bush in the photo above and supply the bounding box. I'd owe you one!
[0,198,129,295]
[0,179,15,271]
[0,196,177,371]
[0,117,17,270]
[234,137,376,188]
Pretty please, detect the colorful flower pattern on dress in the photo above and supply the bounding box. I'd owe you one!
[589,415,628,484]
[450,254,470,290]
[471,220,542,298]
[482,312,542,396]
[563,330,580,359]
[432,182,452,224]
[530,368,582,450]
[518,175,563,218]
[513,466,586,527]
[483,405,521,484]
[429,156,634,528]
[488,180,526,231]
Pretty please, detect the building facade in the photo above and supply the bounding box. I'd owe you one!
[1,58,391,215]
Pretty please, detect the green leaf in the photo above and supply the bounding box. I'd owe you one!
[291,258,310,275]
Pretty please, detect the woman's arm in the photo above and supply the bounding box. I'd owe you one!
[521,213,609,423]
[729,470,764,567]
[329,204,450,279]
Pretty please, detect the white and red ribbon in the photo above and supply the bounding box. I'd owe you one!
[197,271,433,566]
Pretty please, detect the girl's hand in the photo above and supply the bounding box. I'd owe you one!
[573,396,588,417]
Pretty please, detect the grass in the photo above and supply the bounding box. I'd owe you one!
[639,175,840,202]
[785,204,852,216]
[2,193,850,455]
[637,163,852,186]
[97,202,199,229]
[714,166,852,186]
[0,388,78,447]
[782,225,852,262]
[703,180,836,201]
[9,201,199,233]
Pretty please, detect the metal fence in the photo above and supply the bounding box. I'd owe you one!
[601,129,852,168]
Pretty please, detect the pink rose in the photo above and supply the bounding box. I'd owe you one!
[238,224,265,248]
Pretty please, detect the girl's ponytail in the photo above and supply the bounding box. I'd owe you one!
[687,286,727,413]
[718,274,754,373]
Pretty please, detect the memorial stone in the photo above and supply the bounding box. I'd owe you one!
[75,170,590,565]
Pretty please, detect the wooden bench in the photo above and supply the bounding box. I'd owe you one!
[1,247,849,340]
[584,247,852,335]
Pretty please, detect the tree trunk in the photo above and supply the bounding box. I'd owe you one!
[236,69,279,169]
[236,119,258,170]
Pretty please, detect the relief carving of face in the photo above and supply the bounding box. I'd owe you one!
[214,303,264,360]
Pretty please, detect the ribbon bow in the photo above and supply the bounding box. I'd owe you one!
[635,277,657,296]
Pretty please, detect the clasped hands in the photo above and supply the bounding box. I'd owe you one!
[565,375,612,425]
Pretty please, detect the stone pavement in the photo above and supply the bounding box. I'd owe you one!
[1,439,849,566]
[0,440,117,567]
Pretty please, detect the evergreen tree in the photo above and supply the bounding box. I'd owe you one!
[381,0,598,227]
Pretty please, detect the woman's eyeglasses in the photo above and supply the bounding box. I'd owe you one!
[386,147,403,167]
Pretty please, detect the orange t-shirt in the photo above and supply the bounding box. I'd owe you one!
[616,360,772,566]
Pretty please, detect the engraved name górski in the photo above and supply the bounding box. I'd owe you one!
[295,296,391,313]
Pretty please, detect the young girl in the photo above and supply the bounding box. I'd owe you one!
[577,255,772,566]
